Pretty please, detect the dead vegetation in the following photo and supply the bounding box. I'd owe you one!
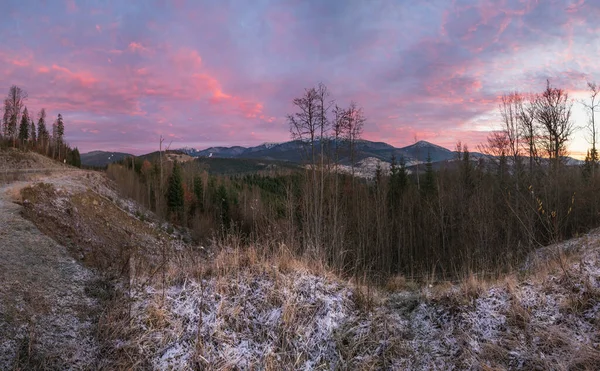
[0,147,72,172]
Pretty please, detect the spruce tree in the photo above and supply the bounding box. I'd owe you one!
[67,147,81,168]
[56,113,65,144]
[18,107,30,144]
[422,153,436,196]
[193,175,204,212]
[29,119,36,145]
[583,150,593,181]
[462,145,474,193]
[166,160,185,221]
[374,162,383,189]
[388,155,407,213]
[74,148,81,168]
[216,184,230,229]
[37,108,48,151]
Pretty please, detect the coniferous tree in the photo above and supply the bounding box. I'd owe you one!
[422,153,436,196]
[18,107,30,144]
[374,162,383,188]
[461,145,474,193]
[388,155,407,212]
[193,175,204,212]
[37,108,49,153]
[583,150,594,181]
[68,147,81,168]
[29,119,36,145]
[55,113,65,160]
[166,161,185,221]
[216,184,230,229]
[74,147,81,168]
[56,113,64,144]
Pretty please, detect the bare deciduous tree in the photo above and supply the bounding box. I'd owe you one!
[344,101,365,180]
[499,92,523,169]
[287,84,328,256]
[3,85,27,147]
[581,82,600,172]
[533,80,574,170]
[288,86,320,165]
[517,93,539,173]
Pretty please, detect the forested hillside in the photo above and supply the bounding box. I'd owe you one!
[1,85,81,167]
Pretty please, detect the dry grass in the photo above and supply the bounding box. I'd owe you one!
[506,295,531,330]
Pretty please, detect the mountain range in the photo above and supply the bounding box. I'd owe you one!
[80,139,583,169]
[176,140,461,166]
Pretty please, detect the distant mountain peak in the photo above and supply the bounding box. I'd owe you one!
[408,140,451,152]
[413,140,438,147]
[261,142,280,149]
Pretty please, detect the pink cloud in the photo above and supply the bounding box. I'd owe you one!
[171,48,203,71]
[65,0,77,13]
[128,42,150,53]
[50,64,98,87]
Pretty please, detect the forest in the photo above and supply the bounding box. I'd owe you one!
[0,85,81,166]
[94,81,600,281]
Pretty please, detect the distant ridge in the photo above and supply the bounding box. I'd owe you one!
[176,139,465,165]
[80,151,132,167]
[81,139,584,168]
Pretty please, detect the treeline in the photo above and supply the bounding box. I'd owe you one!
[108,80,600,281]
[0,85,81,166]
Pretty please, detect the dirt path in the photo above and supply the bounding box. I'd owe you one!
[0,176,100,369]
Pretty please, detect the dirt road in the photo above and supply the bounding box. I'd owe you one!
[0,175,100,369]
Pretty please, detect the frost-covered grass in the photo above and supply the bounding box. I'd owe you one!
[103,233,600,370]
[129,272,353,369]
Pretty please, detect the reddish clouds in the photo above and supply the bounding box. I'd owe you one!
[0,0,599,155]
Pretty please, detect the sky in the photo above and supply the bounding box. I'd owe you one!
[1,0,599,156]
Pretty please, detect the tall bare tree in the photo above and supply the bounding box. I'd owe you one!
[581,82,600,172]
[3,85,27,147]
[2,98,11,141]
[288,86,319,165]
[344,101,365,180]
[499,92,523,170]
[288,85,326,256]
[517,93,539,173]
[533,80,574,171]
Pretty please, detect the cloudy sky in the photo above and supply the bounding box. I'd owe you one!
[1,0,599,155]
